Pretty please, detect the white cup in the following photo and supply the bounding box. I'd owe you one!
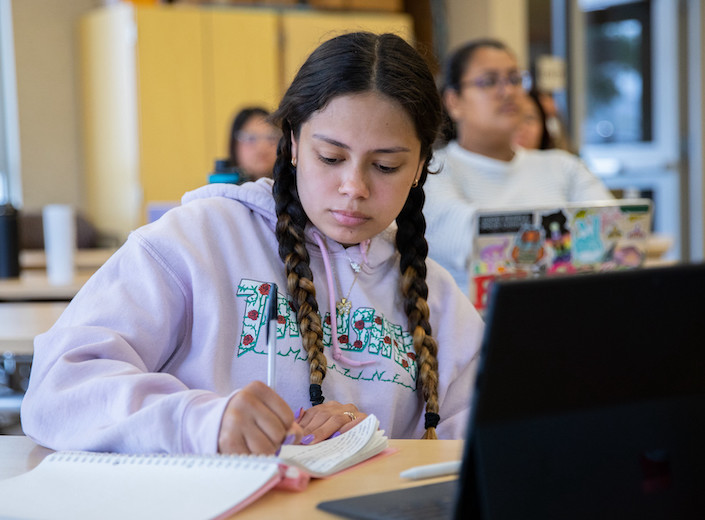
[42,204,76,285]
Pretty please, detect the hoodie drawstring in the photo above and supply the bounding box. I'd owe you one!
[312,231,375,368]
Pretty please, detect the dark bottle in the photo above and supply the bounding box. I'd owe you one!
[208,159,250,185]
[0,202,20,278]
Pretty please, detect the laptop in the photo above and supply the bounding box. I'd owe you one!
[469,199,652,312]
[317,263,705,519]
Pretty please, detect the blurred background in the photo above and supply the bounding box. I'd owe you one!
[0,0,703,261]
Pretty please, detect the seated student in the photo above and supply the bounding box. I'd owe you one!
[227,106,280,181]
[424,38,613,295]
[513,88,577,153]
[537,89,575,153]
[513,89,554,150]
[21,32,483,455]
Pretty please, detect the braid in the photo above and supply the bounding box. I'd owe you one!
[395,174,441,439]
[269,31,444,414]
[273,123,328,405]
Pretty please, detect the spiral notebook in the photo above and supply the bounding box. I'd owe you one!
[0,414,388,520]
[0,451,286,520]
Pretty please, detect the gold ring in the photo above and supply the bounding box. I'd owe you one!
[343,411,356,422]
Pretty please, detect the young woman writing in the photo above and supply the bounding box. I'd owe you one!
[21,32,483,455]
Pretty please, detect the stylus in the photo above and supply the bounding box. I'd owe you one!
[399,460,462,480]
[266,283,278,392]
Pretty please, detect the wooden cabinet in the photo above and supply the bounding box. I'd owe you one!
[133,7,280,209]
[280,10,412,87]
[79,4,411,238]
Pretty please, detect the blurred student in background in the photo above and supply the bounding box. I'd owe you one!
[424,38,613,295]
[227,107,281,181]
[513,89,554,150]
[537,90,575,152]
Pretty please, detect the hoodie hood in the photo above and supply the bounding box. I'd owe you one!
[182,178,278,226]
[181,178,399,271]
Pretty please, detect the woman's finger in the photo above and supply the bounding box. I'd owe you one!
[218,381,297,454]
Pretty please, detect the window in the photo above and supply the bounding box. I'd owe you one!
[583,2,652,144]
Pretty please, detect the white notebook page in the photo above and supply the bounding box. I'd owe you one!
[0,452,282,520]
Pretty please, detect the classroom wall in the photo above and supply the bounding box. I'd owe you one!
[12,0,94,212]
[445,0,528,68]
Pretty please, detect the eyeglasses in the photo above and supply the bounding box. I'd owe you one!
[460,71,532,91]
[236,131,281,145]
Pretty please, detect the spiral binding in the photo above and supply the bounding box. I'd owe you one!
[48,451,280,469]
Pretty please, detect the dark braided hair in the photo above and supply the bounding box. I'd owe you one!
[271,32,443,438]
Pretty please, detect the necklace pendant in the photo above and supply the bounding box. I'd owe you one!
[349,261,361,273]
[337,298,352,314]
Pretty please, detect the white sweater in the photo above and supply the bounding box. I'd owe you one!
[424,141,614,294]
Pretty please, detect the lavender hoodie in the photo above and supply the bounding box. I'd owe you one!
[21,179,483,454]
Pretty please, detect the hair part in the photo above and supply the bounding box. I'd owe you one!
[271,31,443,438]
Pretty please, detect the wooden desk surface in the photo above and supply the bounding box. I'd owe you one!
[19,248,116,271]
[0,270,93,302]
[235,439,463,520]
[0,436,463,519]
[0,302,68,354]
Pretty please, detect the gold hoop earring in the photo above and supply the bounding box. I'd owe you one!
[412,179,419,188]
[291,157,297,168]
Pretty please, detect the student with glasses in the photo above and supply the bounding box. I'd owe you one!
[227,106,281,181]
[424,39,613,296]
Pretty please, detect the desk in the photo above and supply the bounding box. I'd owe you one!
[0,302,68,354]
[0,436,463,519]
[0,270,93,302]
[19,248,116,271]
[0,302,65,420]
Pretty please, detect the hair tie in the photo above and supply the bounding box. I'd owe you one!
[424,412,440,429]
[309,384,324,406]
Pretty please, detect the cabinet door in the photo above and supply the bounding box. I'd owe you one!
[135,6,208,208]
[79,4,142,239]
[203,9,280,165]
[280,11,413,90]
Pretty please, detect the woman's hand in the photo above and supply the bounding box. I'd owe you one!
[218,381,303,455]
[296,401,367,444]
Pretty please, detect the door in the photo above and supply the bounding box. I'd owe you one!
[567,0,682,260]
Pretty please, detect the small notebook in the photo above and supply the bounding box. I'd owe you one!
[0,414,387,520]
[279,413,388,478]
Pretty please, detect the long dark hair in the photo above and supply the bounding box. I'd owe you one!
[271,32,444,439]
[525,89,555,150]
[439,38,513,144]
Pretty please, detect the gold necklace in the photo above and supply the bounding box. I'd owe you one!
[336,260,362,314]
[336,242,370,314]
